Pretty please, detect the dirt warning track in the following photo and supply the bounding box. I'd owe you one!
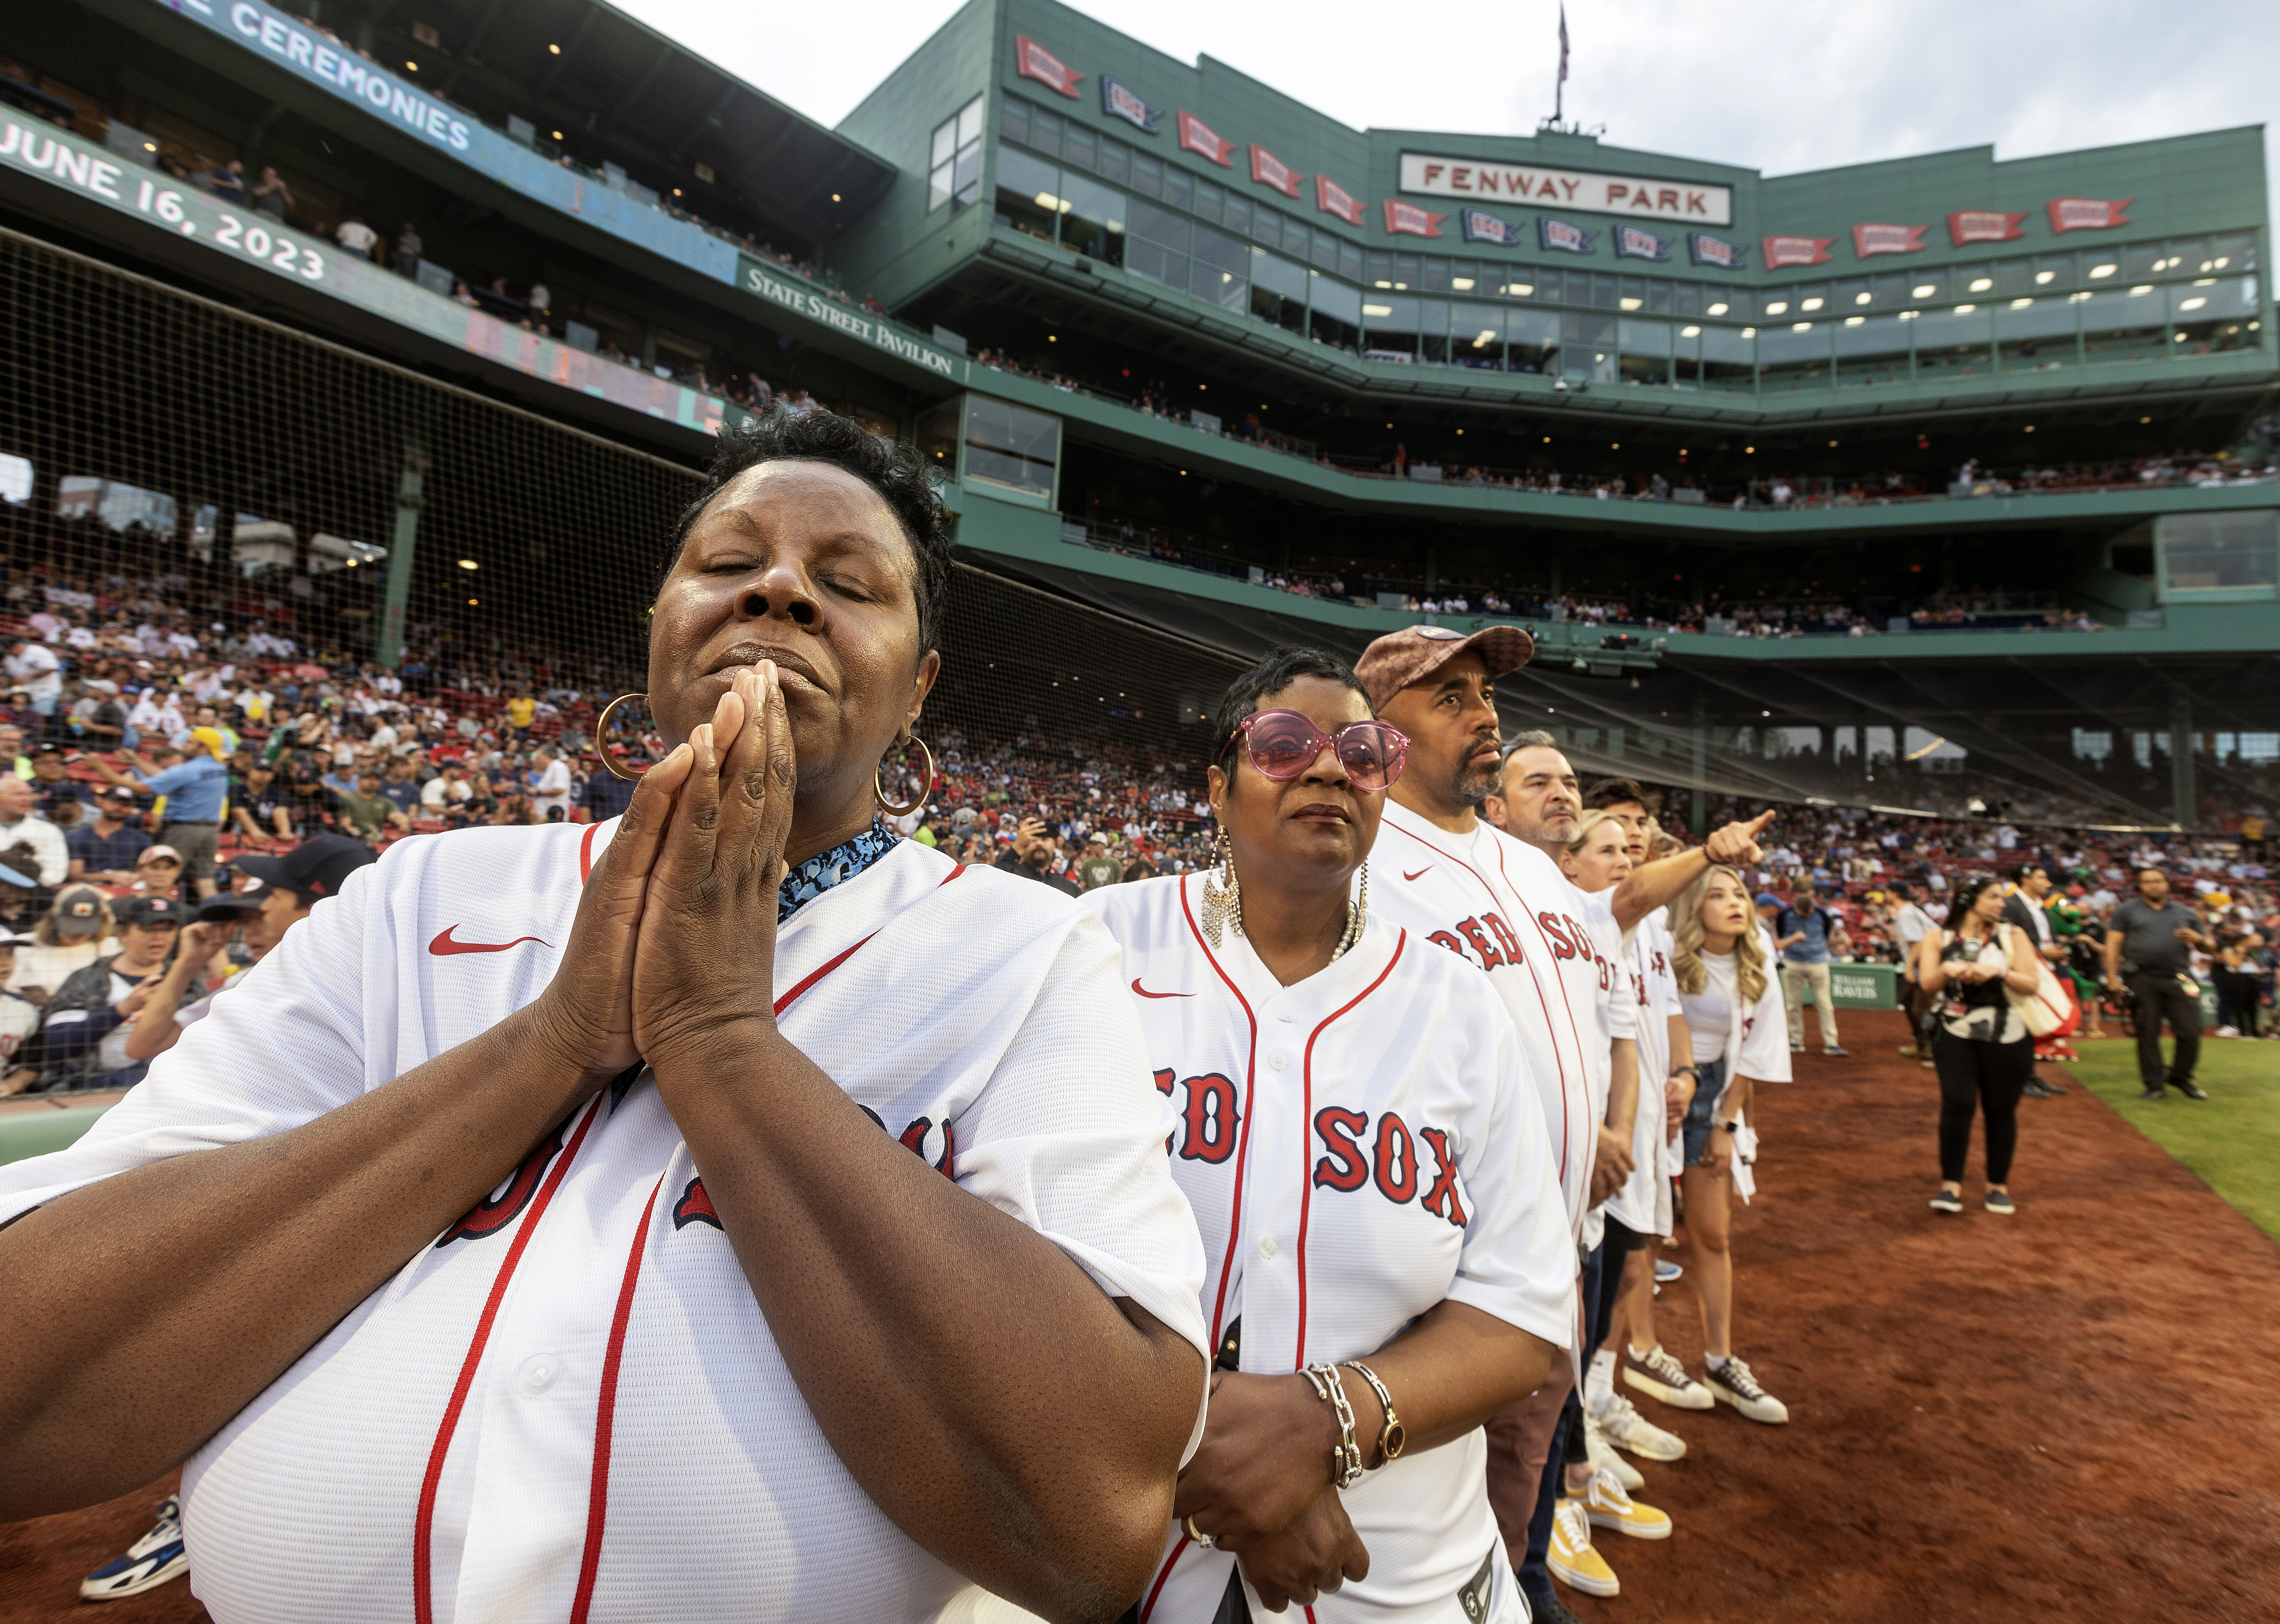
[2,1010,2275,1624]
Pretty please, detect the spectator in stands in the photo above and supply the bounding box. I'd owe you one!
[1773,881,1847,1056]
[229,761,295,847]
[79,681,129,749]
[505,689,538,742]
[335,213,379,261]
[994,815,1079,896]
[420,762,478,826]
[129,845,185,905]
[576,757,635,826]
[10,894,186,1094]
[10,886,114,1005]
[531,746,572,820]
[0,725,27,779]
[5,638,62,729]
[2105,868,2213,1101]
[88,733,229,900]
[0,932,38,1090]
[0,775,68,888]
[251,165,293,222]
[334,767,408,841]
[209,159,245,203]
[26,746,88,819]
[65,786,150,885]
[392,222,422,278]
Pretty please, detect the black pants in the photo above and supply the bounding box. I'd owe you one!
[1932,1029,2034,1184]
[2214,970,2261,1037]
[2128,972,2202,1089]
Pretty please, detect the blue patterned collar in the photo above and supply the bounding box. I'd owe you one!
[780,821,900,922]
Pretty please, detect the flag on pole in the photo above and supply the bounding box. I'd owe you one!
[1558,4,1570,87]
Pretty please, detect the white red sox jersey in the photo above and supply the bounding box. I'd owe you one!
[0,824,1210,1624]
[1613,907,1680,1237]
[1371,801,1606,1242]
[1082,874,1574,1624]
[1573,891,1637,1251]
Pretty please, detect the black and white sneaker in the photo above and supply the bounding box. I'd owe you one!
[1704,1355,1790,1424]
[2170,1080,2210,1101]
[1929,1187,1964,1214]
[1985,1190,2016,1216]
[80,1494,187,1601]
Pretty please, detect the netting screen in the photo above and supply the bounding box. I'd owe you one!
[0,224,1249,860]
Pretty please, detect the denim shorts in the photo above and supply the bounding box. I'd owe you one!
[1681,1054,1728,1168]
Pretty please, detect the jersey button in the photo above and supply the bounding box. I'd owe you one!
[1268,1052,1288,1072]
[516,1353,562,1397]
[1259,1235,1278,1260]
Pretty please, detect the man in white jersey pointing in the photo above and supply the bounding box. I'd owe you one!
[1353,625,1769,1620]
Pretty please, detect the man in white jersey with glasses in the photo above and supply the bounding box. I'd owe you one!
[1355,625,1769,1620]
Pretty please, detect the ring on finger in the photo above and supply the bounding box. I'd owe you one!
[1182,1514,1216,1550]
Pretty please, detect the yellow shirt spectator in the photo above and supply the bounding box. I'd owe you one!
[506,697,537,731]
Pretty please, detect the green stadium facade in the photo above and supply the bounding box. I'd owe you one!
[1,0,2274,827]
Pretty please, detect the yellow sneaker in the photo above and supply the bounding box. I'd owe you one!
[1581,1466,1673,1540]
[1549,1498,1620,1597]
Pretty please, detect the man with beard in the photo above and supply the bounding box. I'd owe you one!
[1354,626,1768,1620]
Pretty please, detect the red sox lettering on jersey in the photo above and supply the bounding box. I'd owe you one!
[1086,873,1573,1624]
[1372,799,1606,1241]
[0,824,1210,1624]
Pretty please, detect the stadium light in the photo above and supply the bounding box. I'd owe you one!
[405,61,418,72]
[458,558,480,570]
[549,43,561,53]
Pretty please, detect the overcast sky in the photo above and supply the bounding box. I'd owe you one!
[616,0,2276,220]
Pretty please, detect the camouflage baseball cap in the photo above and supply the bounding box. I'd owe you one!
[1354,623,1535,711]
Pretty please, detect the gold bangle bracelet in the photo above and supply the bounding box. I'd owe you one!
[1339,1359,1404,1464]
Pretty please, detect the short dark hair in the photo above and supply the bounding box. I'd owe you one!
[1585,777,1655,814]
[2011,862,2047,884]
[1210,646,1369,772]
[663,408,953,657]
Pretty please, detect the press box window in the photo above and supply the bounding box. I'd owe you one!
[929,94,984,213]
[962,395,1061,507]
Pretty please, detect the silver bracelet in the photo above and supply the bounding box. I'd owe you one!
[1303,1363,1366,1489]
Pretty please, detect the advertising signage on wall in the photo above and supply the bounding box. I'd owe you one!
[1100,76,1160,135]
[0,113,733,436]
[1399,152,1734,226]
[1015,35,1084,97]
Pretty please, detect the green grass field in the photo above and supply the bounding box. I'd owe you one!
[2068,1035,2280,1240]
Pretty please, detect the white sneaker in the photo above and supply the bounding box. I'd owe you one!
[1622,1342,1715,1411]
[1596,1392,1687,1461]
[2216,1025,2240,1038]
[1705,1354,1791,1424]
[1583,1409,1645,1489]
[80,1495,188,1601]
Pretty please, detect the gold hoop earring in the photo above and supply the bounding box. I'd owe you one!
[595,692,650,783]
[875,733,934,820]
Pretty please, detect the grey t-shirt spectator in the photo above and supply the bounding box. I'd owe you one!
[2110,897,2200,978]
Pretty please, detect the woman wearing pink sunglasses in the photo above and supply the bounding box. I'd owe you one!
[1085,646,1576,1623]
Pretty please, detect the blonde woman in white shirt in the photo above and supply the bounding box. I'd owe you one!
[1669,864,1792,1425]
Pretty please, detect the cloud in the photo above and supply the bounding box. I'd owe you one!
[613,0,2278,222]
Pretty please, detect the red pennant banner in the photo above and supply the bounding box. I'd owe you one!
[1851,222,1928,259]
[1383,199,1447,238]
[1948,209,2028,247]
[1315,174,1364,226]
[2047,197,2132,234]
[1177,111,1235,167]
[1250,144,1303,197]
[1762,234,1835,268]
[1013,35,1083,98]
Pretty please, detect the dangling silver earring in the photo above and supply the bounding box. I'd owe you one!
[1201,824,1242,947]
[1331,861,1369,962]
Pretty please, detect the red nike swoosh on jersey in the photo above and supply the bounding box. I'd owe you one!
[1403,867,1432,882]
[429,925,552,956]
[1131,978,1195,999]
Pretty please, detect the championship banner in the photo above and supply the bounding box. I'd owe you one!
[1948,209,2027,246]
[1177,111,1235,167]
[1851,222,1927,259]
[1100,76,1160,135]
[2048,197,2132,233]
[1688,231,1748,269]
[1539,215,1596,254]
[1013,36,1083,99]
[1383,199,1447,238]
[1460,208,1523,247]
[1250,145,1302,197]
[1762,234,1835,268]
[1614,224,1671,261]
[1315,174,1365,226]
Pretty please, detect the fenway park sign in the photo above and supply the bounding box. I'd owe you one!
[1399,153,1732,226]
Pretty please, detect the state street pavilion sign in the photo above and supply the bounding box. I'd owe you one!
[1398,153,1733,228]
